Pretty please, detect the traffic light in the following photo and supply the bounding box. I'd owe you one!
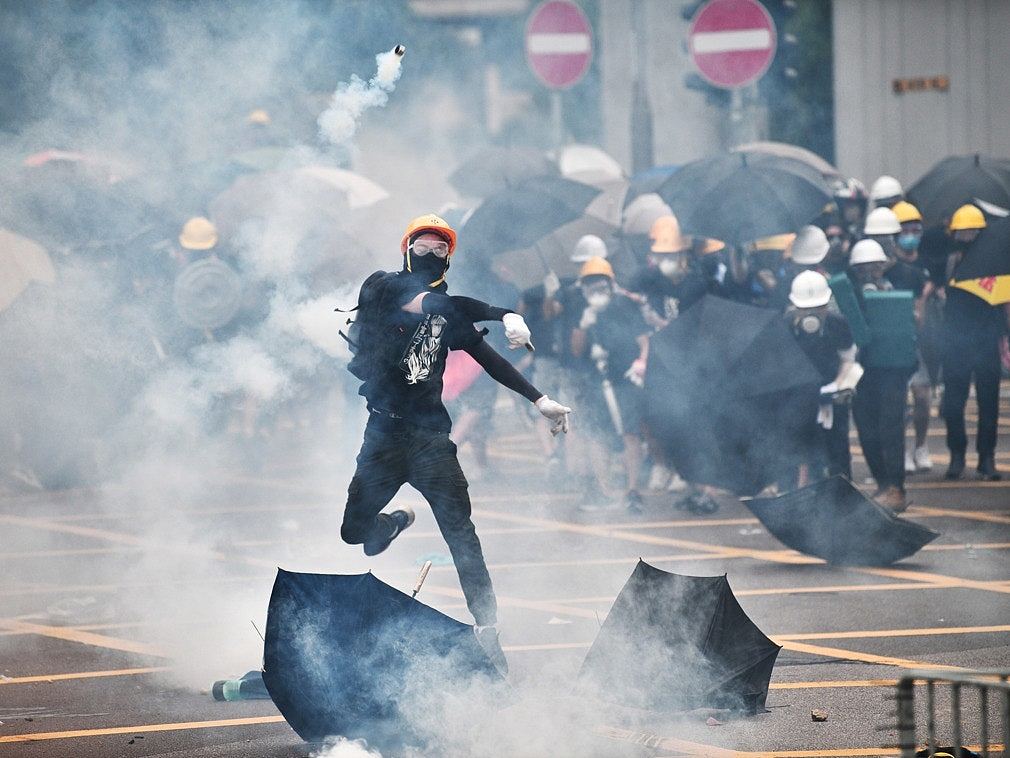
[761,0,799,87]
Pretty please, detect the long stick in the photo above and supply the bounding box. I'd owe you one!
[411,561,432,599]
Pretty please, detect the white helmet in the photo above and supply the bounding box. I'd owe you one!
[789,270,832,308]
[869,175,903,203]
[849,239,888,265]
[863,207,901,236]
[571,234,608,263]
[791,225,830,265]
[622,193,673,236]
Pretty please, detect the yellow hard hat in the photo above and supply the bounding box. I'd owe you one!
[579,256,615,280]
[699,238,725,254]
[649,215,689,253]
[891,200,922,224]
[247,109,271,125]
[752,233,796,252]
[179,216,219,250]
[949,204,986,231]
[401,214,457,256]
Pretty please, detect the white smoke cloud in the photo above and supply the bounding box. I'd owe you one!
[318,49,403,148]
[312,737,383,758]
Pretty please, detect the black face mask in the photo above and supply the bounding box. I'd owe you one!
[404,249,448,285]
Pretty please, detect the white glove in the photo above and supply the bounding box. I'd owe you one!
[502,312,532,351]
[579,307,597,330]
[589,343,608,363]
[543,271,561,298]
[535,395,572,435]
[624,357,647,387]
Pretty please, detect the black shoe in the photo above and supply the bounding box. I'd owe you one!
[625,490,644,514]
[363,506,415,556]
[680,492,719,515]
[473,625,508,676]
[977,455,1002,481]
[945,454,965,481]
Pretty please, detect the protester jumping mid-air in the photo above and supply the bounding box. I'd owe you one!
[339,213,573,674]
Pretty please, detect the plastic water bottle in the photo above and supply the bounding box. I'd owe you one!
[211,670,271,701]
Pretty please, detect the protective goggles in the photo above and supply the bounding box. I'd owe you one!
[409,240,450,258]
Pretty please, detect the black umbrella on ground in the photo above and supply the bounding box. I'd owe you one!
[907,154,1010,225]
[743,476,939,565]
[654,152,833,246]
[644,295,822,495]
[578,561,780,714]
[949,215,1010,305]
[263,569,504,751]
[449,146,558,198]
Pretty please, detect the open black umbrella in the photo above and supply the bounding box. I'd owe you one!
[449,146,557,198]
[949,215,1010,305]
[578,561,780,714]
[263,569,503,751]
[907,154,1010,225]
[743,476,939,565]
[655,152,832,246]
[645,295,822,495]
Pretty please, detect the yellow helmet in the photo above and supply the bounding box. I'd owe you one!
[891,200,922,224]
[649,215,689,253]
[401,214,457,256]
[949,204,986,231]
[247,109,271,125]
[752,233,796,252]
[579,256,615,280]
[179,217,219,250]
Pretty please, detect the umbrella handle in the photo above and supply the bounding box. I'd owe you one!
[411,560,432,598]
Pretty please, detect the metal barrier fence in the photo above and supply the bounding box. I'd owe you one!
[893,669,1010,758]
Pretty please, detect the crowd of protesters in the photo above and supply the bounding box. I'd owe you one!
[487,175,1010,515]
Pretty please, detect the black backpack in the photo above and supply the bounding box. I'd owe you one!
[339,271,399,382]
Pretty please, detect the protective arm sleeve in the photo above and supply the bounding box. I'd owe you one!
[464,340,542,403]
[421,293,512,323]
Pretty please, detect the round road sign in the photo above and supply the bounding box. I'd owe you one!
[525,0,593,90]
[689,0,777,89]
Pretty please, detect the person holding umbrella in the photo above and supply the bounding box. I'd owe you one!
[941,205,1009,481]
[339,213,572,672]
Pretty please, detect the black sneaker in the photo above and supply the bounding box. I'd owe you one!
[473,625,508,676]
[625,490,644,514]
[681,492,719,515]
[945,454,966,481]
[977,455,1002,481]
[363,506,415,556]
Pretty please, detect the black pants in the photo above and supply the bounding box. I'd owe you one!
[341,412,497,626]
[821,402,852,480]
[852,367,913,491]
[941,339,1001,459]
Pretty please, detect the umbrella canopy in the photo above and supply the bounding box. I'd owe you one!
[0,229,55,312]
[731,141,841,180]
[449,146,557,198]
[645,295,822,495]
[623,164,679,208]
[263,569,503,751]
[460,176,603,275]
[743,476,939,565]
[907,154,1010,224]
[655,152,833,246]
[950,215,1010,305]
[578,561,780,714]
[556,143,625,184]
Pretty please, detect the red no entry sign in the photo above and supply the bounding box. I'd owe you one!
[689,0,776,89]
[525,0,593,90]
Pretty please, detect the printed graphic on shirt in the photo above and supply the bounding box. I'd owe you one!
[400,314,447,385]
[663,296,680,320]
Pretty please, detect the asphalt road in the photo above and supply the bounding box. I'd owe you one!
[1,385,1009,757]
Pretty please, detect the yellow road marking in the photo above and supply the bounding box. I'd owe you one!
[906,479,1010,489]
[0,715,286,744]
[774,623,1010,641]
[0,547,144,559]
[772,639,962,670]
[857,566,1010,594]
[768,679,899,690]
[907,505,1010,525]
[0,619,167,658]
[0,667,169,685]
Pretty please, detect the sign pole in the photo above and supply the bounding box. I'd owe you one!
[551,90,563,147]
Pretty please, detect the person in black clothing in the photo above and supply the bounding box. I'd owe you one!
[628,216,710,329]
[941,205,1010,481]
[785,271,858,483]
[340,214,572,673]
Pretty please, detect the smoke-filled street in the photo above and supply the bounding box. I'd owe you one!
[3,1,1010,756]
[2,402,1009,756]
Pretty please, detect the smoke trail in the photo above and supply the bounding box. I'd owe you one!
[318,48,404,148]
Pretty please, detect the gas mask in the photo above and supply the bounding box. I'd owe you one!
[798,312,823,334]
[405,237,451,285]
[657,255,688,282]
[586,291,611,310]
